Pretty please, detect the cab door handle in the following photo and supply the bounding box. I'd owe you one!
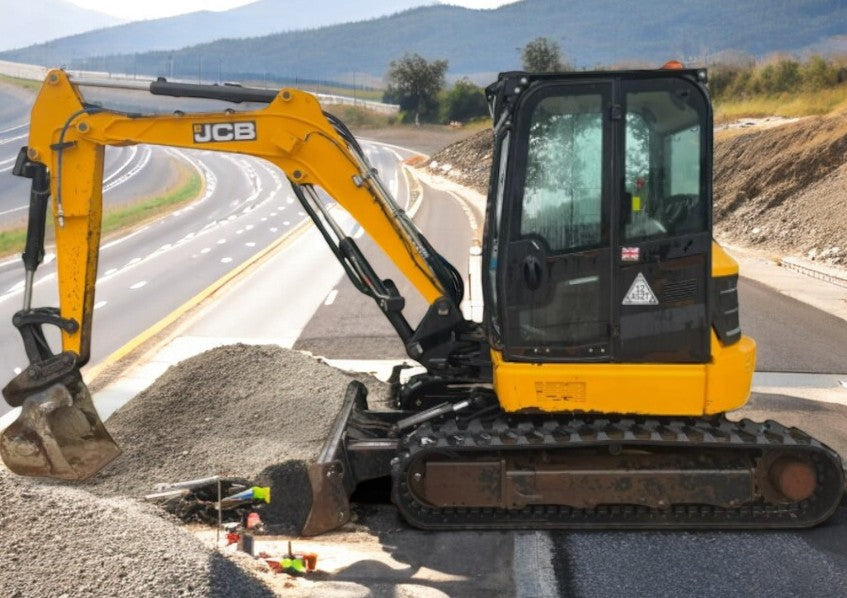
[522,255,544,291]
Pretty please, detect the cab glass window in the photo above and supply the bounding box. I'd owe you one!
[623,86,706,241]
[520,93,604,252]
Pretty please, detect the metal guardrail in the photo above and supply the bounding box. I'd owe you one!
[0,59,399,114]
[780,257,847,289]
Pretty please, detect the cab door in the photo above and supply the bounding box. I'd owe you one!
[497,74,711,364]
[616,77,711,363]
[499,82,613,362]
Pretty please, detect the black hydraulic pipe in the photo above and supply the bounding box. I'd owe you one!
[149,78,278,104]
[13,148,50,304]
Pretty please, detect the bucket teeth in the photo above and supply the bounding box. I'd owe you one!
[1,361,120,481]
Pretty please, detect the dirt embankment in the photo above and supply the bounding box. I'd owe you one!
[421,116,847,267]
[713,111,847,264]
[422,129,492,194]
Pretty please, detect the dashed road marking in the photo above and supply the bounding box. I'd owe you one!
[201,248,211,254]
[270,227,278,233]
[324,289,338,305]
[221,257,233,263]
[217,239,227,244]
[94,301,108,310]
[245,242,256,247]
[129,281,147,290]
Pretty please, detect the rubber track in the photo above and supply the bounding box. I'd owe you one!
[391,414,845,529]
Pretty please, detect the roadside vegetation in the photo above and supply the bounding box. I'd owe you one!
[0,73,40,92]
[711,55,847,120]
[0,167,202,258]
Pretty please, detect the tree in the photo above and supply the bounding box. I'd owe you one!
[440,79,488,123]
[521,37,567,72]
[385,53,448,124]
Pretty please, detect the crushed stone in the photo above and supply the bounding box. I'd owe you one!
[421,128,492,194]
[82,344,387,529]
[0,469,273,598]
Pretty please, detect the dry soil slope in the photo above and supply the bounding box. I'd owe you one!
[714,111,847,264]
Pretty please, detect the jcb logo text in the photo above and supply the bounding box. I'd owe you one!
[193,121,257,143]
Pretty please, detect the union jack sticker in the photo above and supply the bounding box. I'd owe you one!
[621,246,640,262]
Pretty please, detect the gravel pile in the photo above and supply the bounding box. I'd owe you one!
[84,344,387,530]
[0,469,273,597]
[422,128,492,194]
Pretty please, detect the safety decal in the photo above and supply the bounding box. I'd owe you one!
[621,246,640,262]
[622,272,658,305]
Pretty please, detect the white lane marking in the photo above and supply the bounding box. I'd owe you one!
[217,239,227,244]
[324,289,338,305]
[0,132,28,146]
[129,281,147,290]
[283,221,290,226]
[0,155,17,165]
[93,300,108,310]
[13,367,21,375]
[245,224,254,231]
[102,145,138,185]
[261,217,267,222]
[270,212,277,217]
[201,248,211,254]
[221,257,233,264]
[103,145,152,193]
[514,532,558,598]
[245,242,256,247]
[126,258,141,266]
[0,204,26,216]
[0,122,27,135]
[236,229,244,235]
[270,227,278,233]
[104,268,118,276]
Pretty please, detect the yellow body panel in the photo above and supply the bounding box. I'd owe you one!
[711,241,739,278]
[26,71,445,361]
[492,332,756,416]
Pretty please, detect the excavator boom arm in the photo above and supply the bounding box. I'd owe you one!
[24,71,452,363]
[0,70,473,483]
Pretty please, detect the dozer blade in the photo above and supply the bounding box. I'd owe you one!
[1,354,120,481]
[301,381,400,536]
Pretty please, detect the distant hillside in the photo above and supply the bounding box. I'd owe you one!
[3,0,846,85]
[0,0,432,62]
[0,0,121,52]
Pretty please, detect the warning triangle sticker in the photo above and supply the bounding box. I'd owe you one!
[622,272,659,306]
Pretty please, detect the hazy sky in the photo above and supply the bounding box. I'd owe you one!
[69,0,516,21]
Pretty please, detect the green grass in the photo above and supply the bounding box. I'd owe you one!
[323,103,395,128]
[0,73,40,92]
[0,169,203,258]
[101,170,202,231]
[714,86,847,121]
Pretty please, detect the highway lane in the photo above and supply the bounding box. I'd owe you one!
[0,141,408,418]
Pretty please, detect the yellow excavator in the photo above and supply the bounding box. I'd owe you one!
[2,68,844,534]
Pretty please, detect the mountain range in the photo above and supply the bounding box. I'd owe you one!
[2,0,845,86]
[0,0,122,52]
